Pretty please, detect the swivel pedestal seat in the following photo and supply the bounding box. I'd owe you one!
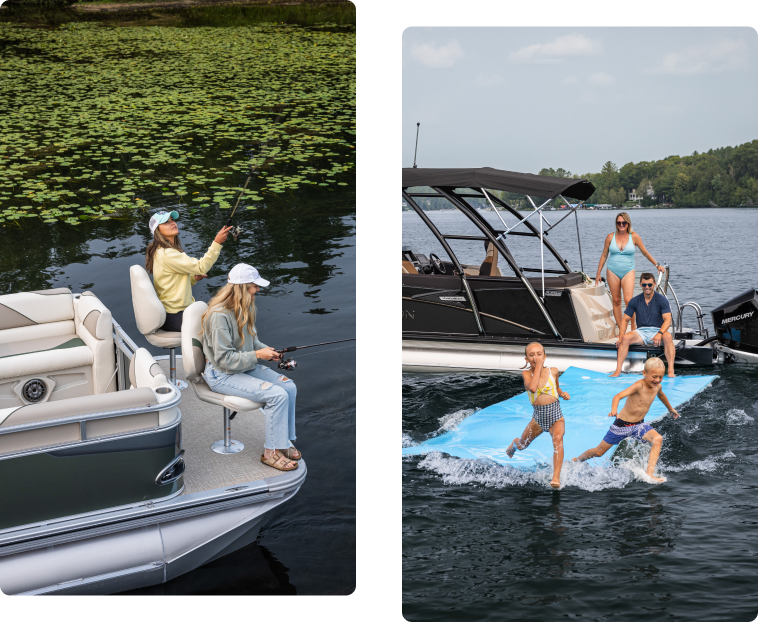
[180,300,265,455]
[129,265,188,390]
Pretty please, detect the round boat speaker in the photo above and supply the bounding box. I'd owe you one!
[22,379,48,403]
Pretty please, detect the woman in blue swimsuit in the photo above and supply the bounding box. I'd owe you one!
[594,212,664,332]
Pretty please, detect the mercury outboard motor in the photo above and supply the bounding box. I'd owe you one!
[711,289,758,363]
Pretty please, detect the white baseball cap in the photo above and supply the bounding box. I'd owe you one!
[228,263,270,287]
[149,210,179,235]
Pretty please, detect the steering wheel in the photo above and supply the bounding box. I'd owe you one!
[428,253,447,274]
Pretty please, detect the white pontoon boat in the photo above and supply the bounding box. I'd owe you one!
[0,287,305,595]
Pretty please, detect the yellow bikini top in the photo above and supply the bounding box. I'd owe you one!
[527,369,559,404]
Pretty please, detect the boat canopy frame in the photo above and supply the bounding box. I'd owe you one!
[402,168,596,341]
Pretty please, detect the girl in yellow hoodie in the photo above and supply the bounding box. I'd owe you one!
[145,210,232,332]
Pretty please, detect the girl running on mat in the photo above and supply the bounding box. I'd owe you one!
[506,342,570,489]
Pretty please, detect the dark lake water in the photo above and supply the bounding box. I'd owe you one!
[403,208,758,620]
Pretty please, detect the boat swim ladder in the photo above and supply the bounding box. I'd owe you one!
[655,265,708,338]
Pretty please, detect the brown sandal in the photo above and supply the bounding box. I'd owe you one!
[280,446,302,460]
[261,451,298,471]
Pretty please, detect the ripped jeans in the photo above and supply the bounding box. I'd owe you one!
[203,362,297,450]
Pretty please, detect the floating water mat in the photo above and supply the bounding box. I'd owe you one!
[402,367,717,468]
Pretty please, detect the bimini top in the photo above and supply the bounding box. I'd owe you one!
[402,167,596,201]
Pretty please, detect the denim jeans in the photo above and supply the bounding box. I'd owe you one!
[204,361,297,450]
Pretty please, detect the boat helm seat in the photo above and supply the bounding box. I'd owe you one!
[181,301,265,455]
[129,265,187,390]
[0,289,116,408]
[479,243,502,277]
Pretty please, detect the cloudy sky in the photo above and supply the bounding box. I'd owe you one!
[402,28,758,175]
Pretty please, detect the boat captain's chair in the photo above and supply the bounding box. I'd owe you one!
[129,265,187,390]
[479,242,502,277]
[180,301,265,455]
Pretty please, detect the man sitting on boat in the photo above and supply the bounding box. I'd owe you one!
[611,273,675,378]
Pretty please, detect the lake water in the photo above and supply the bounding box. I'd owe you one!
[403,208,758,620]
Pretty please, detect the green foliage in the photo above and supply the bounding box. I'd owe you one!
[0,19,355,226]
[566,140,758,207]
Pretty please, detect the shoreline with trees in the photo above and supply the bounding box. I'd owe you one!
[404,139,758,210]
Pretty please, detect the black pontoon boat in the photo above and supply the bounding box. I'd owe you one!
[402,167,758,373]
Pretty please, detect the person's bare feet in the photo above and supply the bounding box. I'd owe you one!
[506,438,519,458]
[610,371,622,377]
[571,457,579,462]
[646,469,665,483]
[667,371,675,378]
[550,479,561,489]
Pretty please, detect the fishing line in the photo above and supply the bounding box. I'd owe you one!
[274,338,356,370]
[288,343,356,358]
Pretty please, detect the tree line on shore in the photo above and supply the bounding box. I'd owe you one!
[405,138,758,210]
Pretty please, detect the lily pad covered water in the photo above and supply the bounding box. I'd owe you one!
[0,19,355,225]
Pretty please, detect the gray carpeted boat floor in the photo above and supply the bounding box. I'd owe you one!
[158,360,284,496]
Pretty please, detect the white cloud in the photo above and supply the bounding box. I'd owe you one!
[588,72,615,85]
[653,39,749,75]
[562,75,579,85]
[409,40,464,69]
[511,34,601,63]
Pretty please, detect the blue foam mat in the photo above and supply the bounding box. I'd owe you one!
[402,367,717,467]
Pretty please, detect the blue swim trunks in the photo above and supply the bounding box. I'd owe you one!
[634,326,662,346]
[602,419,653,445]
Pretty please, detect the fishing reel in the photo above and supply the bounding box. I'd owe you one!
[225,218,243,242]
[276,346,298,371]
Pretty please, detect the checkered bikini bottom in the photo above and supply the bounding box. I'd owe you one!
[532,400,564,432]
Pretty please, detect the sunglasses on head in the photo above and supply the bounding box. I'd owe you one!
[640,282,655,288]
[616,221,628,226]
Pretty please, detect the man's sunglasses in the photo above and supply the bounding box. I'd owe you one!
[640,283,655,288]
[616,221,628,226]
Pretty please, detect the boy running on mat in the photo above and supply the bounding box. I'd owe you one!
[572,357,679,483]
[506,342,570,489]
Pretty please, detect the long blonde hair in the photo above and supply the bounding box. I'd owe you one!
[615,212,634,234]
[145,229,183,274]
[201,283,257,345]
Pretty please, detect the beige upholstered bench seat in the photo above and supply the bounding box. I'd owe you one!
[0,335,93,381]
[0,288,117,407]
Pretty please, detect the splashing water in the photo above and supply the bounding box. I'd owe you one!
[661,451,735,474]
[415,446,676,492]
[437,407,479,433]
[402,433,418,448]
[725,409,754,425]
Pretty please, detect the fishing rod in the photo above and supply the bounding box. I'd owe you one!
[225,108,285,241]
[275,338,356,371]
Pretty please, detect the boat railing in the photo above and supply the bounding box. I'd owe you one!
[655,267,708,338]
[112,318,139,391]
[677,302,708,337]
